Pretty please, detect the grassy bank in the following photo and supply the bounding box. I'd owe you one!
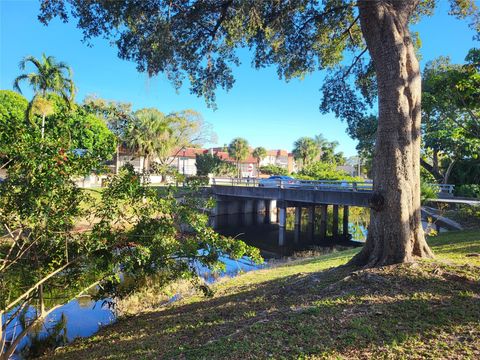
[47,231,480,359]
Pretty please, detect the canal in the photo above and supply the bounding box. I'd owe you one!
[211,206,370,258]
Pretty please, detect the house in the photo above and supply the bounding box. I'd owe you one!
[259,149,297,174]
[111,146,294,179]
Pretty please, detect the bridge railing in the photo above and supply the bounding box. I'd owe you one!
[427,183,455,195]
[211,177,260,186]
[211,177,373,191]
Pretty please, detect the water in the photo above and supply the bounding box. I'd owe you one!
[6,254,264,359]
[5,298,115,359]
[211,207,369,258]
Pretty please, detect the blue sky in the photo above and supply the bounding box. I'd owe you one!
[1,0,478,157]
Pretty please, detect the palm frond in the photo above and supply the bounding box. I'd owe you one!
[13,74,29,93]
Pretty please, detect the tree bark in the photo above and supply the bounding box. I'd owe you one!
[351,0,433,267]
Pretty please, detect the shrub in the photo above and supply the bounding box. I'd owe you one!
[455,184,480,199]
[420,181,438,204]
[298,161,361,181]
[196,153,236,176]
[185,175,210,186]
[259,164,288,176]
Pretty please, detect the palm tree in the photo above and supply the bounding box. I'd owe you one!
[127,108,172,174]
[252,146,267,176]
[228,137,249,178]
[13,54,75,138]
[292,137,319,167]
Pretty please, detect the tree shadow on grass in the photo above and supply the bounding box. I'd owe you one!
[49,262,480,359]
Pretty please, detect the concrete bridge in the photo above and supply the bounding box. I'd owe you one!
[211,184,373,246]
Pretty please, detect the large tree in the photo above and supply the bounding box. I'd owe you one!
[421,51,480,184]
[292,137,319,167]
[228,137,249,177]
[252,146,267,176]
[38,0,480,266]
[127,108,172,174]
[83,95,133,174]
[13,54,74,138]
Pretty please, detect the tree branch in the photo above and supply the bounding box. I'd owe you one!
[343,47,368,80]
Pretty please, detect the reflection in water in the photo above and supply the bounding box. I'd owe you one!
[7,298,116,359]
[212,206,369,258]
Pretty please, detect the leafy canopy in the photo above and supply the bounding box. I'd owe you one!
[292,137,319,166]
[228,137,249,162]
[38,0,479,112]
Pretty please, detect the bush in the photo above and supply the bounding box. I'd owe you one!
[196,153,236,177]
[455,184,480,199]
[259,164,288,176]
[298,161,361,181]
[185,175,210,186]
[420,181,438,204]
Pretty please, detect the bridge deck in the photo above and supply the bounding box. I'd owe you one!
[212,185,372,207]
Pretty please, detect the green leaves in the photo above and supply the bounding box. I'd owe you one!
[292,137,319,166]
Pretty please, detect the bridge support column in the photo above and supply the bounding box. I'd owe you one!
[227,200,240,215]
[319,205,328,242]
[255,199,265,213]
[278,202,286,246]
[270,200,277,223]
[294,207,302,227]
[332,205,339,239]
[214,197,233,217]
[343,206,349,239]
[243,199,255,213]
[307,206,315,240]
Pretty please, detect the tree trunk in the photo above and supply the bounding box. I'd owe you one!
[41,113,46,139]
[432,150,439,175]
[115,145,120,175]
[443,159,456,184]
[351,0,433,267]
[420,158,443,182]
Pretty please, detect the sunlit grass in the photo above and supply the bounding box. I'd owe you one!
[45,230,480,359]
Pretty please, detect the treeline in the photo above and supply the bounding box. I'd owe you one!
[0,54,259,358]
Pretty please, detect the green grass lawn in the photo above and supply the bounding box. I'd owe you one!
[47,231,480,359]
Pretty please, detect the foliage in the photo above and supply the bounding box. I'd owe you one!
[421,51,480,182]
[195,153,235,177]
[185,175,210,187]
[420,166,437,183]
[252,147,267,168]
[420,181,438,204]
[228,138,249,177]
[1,89,259,358]
[292,137,318,167]
[258,164,289,176]
[83,95,132,140]
[227,138,249,163]
[455,184,480,199]
[126,108,171,173]
[126,108,215,174]
[314,134,346,165]
[449,158,480,185]
[13,53,75,134]
[166,110,217,151]
[298,161,358,181]
[13,53,74,102]
[0,90,28,157]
